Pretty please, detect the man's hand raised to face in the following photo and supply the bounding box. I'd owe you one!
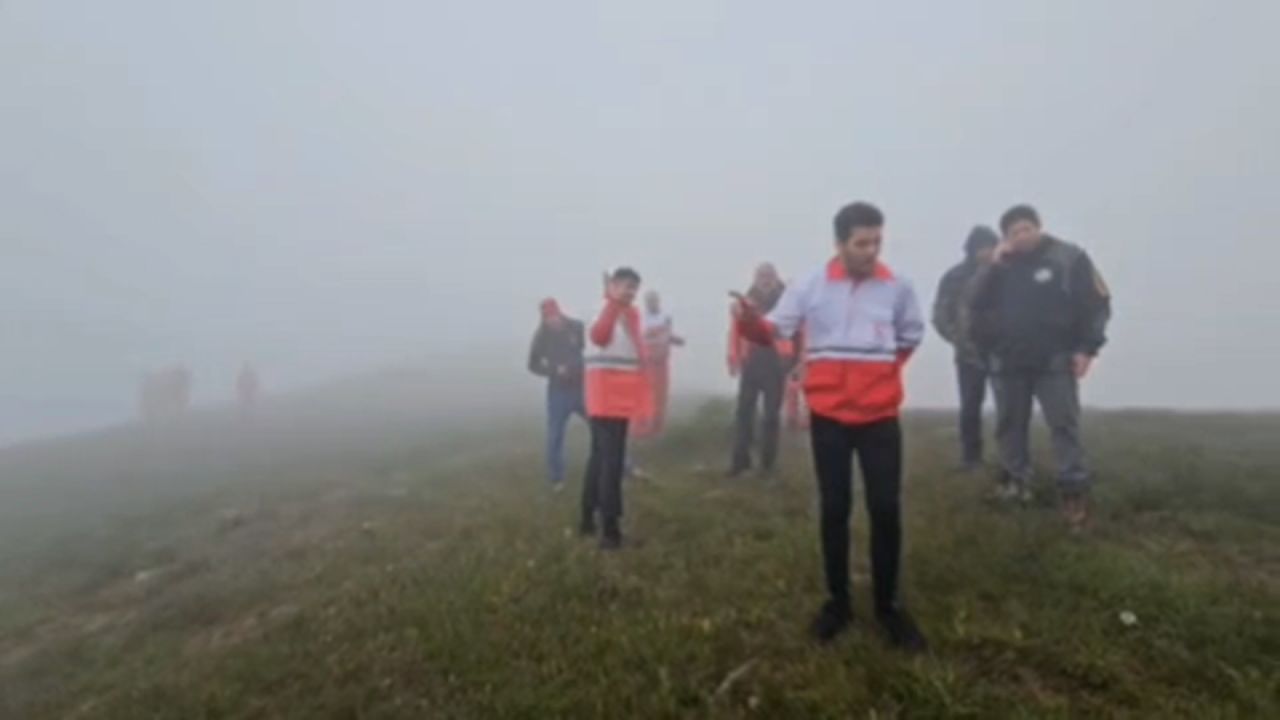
[1072,353,1093,380]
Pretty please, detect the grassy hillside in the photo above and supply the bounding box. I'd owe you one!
[1,403,1277,718]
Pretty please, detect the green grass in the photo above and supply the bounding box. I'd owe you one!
[1,403,1277,718]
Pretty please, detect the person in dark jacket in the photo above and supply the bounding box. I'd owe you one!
[933,226,1000,471]
[967,205,1112,529]
[528,298,586,491]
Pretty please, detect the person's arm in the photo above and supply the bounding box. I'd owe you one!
[668,319,685,347]
[726,312,743,376]
[566,320,586,377]
[964,262,999,354]
[737,279,807,346]
[1069,251,1111,376]
[932,269,959,345]
[589,301,624,347]
[895,280,926,364]
[527,327,551,377]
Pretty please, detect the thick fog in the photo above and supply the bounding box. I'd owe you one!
[3,1,1278,445]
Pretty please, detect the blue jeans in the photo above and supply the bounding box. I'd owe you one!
[546,382,586,485]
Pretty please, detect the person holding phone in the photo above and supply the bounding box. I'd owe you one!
[581,267,647,550]
[733,202,927,651]
[966,205,1112,529]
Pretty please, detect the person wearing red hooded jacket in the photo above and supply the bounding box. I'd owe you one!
[581,267,647,550]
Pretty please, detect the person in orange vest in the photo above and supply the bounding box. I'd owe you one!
[632,290,685,440]
[582,267,647,550]
[727,263,797,479]
[733,202,927,651]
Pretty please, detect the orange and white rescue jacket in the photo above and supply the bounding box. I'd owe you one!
[738,259,924,425]
[585,300,650,419]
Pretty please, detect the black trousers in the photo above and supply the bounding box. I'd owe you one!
[582,417,628,528]
[731,353,785,472]
[810,414,903,613]
[956,360,990,465]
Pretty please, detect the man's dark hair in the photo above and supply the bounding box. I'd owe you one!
[612,267,642,284]
[833,202,884,243]
[999,204,1042,234]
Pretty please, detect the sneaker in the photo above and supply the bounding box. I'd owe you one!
[810,600,853,643]
[876,608,928,654]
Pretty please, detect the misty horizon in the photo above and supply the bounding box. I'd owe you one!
[4,1,1279,446]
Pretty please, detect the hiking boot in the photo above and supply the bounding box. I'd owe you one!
[810,600,853,643]
[876,608,928,654]
[1062,491,1090,532]
[599,520,623,551]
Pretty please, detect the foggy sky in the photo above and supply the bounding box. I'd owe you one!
[3,1,1279,444]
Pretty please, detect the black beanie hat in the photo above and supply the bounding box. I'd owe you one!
[965,225,1000,255]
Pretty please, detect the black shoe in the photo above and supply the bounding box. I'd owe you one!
[579,518,597,538]
[599,520,622,551]
[810,600,853,643]
[725,466,751,479]
[876,608,928,654]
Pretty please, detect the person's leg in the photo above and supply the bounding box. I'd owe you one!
[652,361,670,437]
[855,417,926,650]
[580,418,603,533]
[730,367,760,474]
[1035,369,1089,496]
[957,362,987,468]
[599,419,629,547]
[760,363,785,473]
[546,385,572,486]
[854,419,903,614]
[809,413,854,630]
[992,369,1035,493]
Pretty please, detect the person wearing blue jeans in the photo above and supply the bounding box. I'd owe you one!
[545,379,586,487]
[528,298,587,490]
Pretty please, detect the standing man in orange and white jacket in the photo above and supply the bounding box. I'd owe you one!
[582,267,647,550]
[734,202,927,651]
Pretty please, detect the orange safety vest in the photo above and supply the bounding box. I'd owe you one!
[585,301,649,419]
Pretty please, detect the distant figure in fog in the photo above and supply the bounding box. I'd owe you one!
[632,290,684,440]
[236,363,261,417]
[933,226,1000,472]
[967,204,1112,530]
[527,298,586,491]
